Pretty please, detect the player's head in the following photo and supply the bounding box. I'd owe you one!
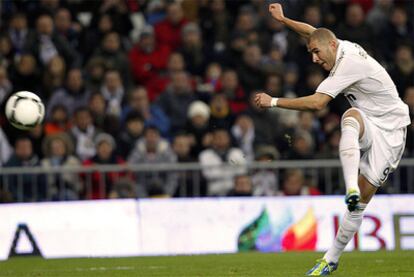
[307,28,338,71]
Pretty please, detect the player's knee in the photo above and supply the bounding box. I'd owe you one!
[343,108,362,121]
[341,109,364,137]
[341,116,360,132]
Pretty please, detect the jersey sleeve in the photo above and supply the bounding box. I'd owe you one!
[317,57,365,98]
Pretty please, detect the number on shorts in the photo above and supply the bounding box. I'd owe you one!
[346,94,356,102]
[380,167,390,182]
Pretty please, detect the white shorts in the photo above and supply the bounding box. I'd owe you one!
[349,108,407,187]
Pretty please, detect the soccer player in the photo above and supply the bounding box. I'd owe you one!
[255,3,410,276]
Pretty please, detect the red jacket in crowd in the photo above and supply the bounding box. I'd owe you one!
[154,18,188,51]
[129,45,171,87]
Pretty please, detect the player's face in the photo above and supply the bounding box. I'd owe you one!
[307,39,336,71]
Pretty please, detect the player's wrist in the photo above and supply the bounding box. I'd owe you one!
[271,97,279,107]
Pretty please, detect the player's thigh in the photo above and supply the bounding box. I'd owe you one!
[358,175,377,204]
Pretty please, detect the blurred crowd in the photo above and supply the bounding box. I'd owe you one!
[0,0,413,202]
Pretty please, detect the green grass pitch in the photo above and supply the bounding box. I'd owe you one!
[0,251,413,276]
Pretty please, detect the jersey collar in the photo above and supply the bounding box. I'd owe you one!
[330,40,345,76]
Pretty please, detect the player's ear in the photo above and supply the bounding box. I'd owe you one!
[329,39,337,49]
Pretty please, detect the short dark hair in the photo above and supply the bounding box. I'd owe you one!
[125,111,144,123]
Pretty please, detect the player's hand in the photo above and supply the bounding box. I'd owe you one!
[269,3,285,22]
[254,92,273,108]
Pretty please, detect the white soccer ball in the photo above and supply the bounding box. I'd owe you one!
[5,91,45,130]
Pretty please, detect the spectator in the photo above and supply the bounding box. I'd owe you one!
[390,44,414,96]
[121,86,170,137]
[265,73,284,98]
[0,34,13,68]
[100,69,125,117]
[200,62,222,94]
[186,100,212,157]
[231,114,255,161]
[366,0,394,36]
[297,66,325,97]
[245,94,281,148]
[47,68,91,118]
[297,111,322,151]
[79,13,114,61]
[24,14,80,68]
[128,25,171,88]
[42,55,66,98]
[199,128,246,196]
[88,92,120,136]
[278,169,321,196]
[95,0,133,38]
[154,2,188,51]
[335,3,375,54]
[282,63,299,96]
[146,51,186,102]
[128,126,177,197]
[381,6,413,62]
[259,14,290,56]
[157,70,197,135]
[145,0,167,25]
[108,177,137,199]
[237,43,266,95]
[116,111,145,159]
[10,54,40,94]
[215,69,248,114]
[172,133,206,196]
[91,31,131,88]
[221,31,248,68]
[70,107,99,161]
[5,13,34,56]
[28,124,46,159]
[84,57,107,92]
[4,137,46,201]
[199,0,230,51]
[179,22,210,77]
[44,104,71,136]
[147,178,171,198]
[303,5,323,29]
[54,7,81,51]
[261,45,285,75]
[41,133,81,200]
[233,6,257,37]
[0,65,12,104]
[227,174,253,197]
[82,133,127,199]
[173,132,196,163]
[317,127,341,159]
[209,93,234,130]
[286,130,315,160]
[251,145,280,196]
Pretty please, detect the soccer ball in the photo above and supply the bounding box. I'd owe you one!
[5,91,45,130]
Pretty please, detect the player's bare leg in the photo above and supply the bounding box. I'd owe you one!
[307,176,377,275]
[340,108,365,211]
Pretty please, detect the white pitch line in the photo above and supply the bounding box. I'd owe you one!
[75,266,134,271]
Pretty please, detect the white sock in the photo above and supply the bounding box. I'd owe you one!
[339,117,361,193]
[324,203,367,263]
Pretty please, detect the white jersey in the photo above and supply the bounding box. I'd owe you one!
[317,40,411,131]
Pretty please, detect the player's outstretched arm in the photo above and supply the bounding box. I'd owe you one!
[269,3,316,38]
[254,92,332,111]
